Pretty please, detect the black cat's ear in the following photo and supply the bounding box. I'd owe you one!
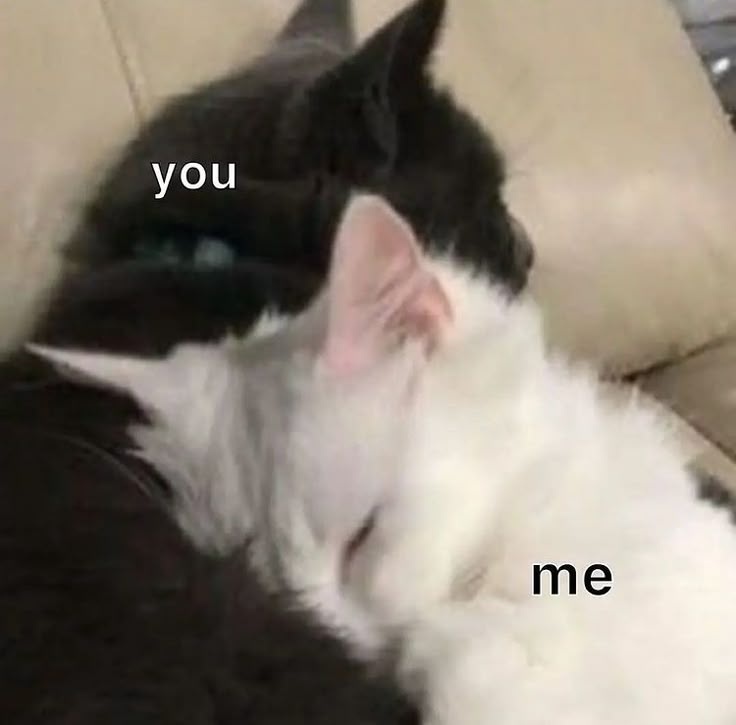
[277,0,354,52]
[349,0,446,95]
[306,0,446,176]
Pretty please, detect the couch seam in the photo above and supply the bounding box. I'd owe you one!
[641,383,736,470]
[98,0,145,126]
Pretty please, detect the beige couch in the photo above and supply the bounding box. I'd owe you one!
[2,0,736,491]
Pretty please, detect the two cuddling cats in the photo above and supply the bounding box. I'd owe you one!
[36,191,736,725]
[4,0,736,723]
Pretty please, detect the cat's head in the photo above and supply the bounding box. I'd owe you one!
[33,194,519,649]
[84,0,532,293]
[275,0,534,291]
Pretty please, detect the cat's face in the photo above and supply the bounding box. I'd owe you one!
[35,194,516,649]
[278,0,533,291]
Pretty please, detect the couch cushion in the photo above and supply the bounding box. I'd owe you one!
[0,0,137,354]
[98,0,292,118]
[641,349,736,497]
[642,339,736,469]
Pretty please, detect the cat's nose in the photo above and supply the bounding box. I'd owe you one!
[511,216,535,276]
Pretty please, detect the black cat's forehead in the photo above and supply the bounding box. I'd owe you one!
[74,0,531,296]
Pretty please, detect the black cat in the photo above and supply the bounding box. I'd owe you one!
[0,4,536,719]
[69,0,533,293]
[0,260,416,725]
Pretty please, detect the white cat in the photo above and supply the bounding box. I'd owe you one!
[33,195,736,724]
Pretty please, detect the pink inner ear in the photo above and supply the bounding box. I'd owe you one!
[322,195,452,376]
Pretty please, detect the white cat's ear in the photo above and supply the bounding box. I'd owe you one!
[321,194,451,376]
[27,344,176,412]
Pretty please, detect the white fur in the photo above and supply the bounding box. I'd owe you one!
[346,258,736,724]
[32,220,736,723]
[31,341,256,552]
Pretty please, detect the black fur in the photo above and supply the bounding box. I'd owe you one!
[69,0,533,292]
[277,0,354,51]
[0,263,416,725]
[34,260,317,355]
[696,470,736,523]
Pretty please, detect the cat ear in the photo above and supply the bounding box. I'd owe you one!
[307,0,446,175]
[320,195,451,376]
[27,344,180,413]
[276,0,354,52]
[342,0,444,84]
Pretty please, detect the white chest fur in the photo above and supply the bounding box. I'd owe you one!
[350,258,736,724]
